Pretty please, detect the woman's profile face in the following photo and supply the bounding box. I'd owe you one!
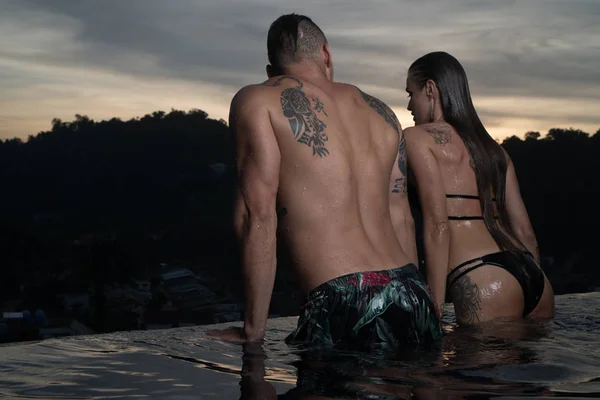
[405,77,429,126]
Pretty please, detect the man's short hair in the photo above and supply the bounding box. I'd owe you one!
[267,14,327,71]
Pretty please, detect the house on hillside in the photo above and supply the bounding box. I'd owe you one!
[159,266,217,310]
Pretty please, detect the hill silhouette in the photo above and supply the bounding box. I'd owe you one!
[0,110,598,332]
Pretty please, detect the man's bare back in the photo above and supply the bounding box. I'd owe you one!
[235,75,409,293]
[212,14,441,347]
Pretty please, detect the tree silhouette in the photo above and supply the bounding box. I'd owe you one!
[0,112,598,332]
[524,131,540,141]
[501,128,599,293]
[546,128,589,141]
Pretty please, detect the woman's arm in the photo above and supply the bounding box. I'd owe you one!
[405,128,450,316]
[504,151,540,262]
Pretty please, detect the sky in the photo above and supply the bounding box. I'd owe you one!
[1,0,599,141]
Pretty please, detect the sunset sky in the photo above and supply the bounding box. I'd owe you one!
[1,0,599,141]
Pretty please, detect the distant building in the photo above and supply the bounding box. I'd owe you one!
[57,292,91,313]
[160,266,217,310]
[134,280,151,293]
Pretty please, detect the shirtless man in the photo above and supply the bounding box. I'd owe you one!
[211,14,441,349]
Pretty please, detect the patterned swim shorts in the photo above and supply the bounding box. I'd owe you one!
[285,263,442,350]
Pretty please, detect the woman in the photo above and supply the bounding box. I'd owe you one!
[403,51,554,325]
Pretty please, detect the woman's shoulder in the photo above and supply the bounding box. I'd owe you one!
[403,125,427,141]
[404,122,454,146]
[499,145,513,164]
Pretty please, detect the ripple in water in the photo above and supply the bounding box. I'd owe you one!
[0,292,598,399]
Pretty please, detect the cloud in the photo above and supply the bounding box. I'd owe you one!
[1,0,599,139]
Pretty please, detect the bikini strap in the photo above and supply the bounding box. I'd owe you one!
[447,262,485,289]
[448,216,500,220]
[446,194,479,200]
[446,194,497,201]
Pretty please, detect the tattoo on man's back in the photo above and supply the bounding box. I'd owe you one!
[424,125,451,145]
[450,275,481,324]
[262,76,329,158]
[313,98,328,116]
[359,89,400,135]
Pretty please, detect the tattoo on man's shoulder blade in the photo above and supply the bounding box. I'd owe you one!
[424,126,451,145]
[312,98,328,116]
[450,275,481,324]
[272,77,330,157]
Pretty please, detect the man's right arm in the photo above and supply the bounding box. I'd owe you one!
[355,87,418,263]
[389,130,418,265]
[230,87,281,342]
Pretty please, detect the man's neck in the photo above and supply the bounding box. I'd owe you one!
[281,62,330,84]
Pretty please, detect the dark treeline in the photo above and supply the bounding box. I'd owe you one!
[0,110,598,331]
[500,128,600,293]
[0,110,240,331]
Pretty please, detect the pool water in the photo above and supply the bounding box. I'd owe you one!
[0,292,599,399]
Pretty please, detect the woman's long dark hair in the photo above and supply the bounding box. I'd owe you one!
[408,51,523,254]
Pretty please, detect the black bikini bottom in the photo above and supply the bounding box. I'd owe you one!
[447,250,545,317]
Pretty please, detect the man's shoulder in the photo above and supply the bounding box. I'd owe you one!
[230,81,285,115]
[332,82,363,94]
[232,83,268,102]
[347,85,400,133]
[232,76,309,103]
[351,86,398,120]
[229,84,278,128]
[349,86,389,108]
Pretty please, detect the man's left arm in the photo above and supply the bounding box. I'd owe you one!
[233,90,281,342]
[210,87,281,343]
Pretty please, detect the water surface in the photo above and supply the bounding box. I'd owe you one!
[0,292,599,399]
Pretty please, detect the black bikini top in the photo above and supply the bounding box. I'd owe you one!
[445,194,497,220]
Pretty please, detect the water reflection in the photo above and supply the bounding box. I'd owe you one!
[238,316,577,399]
[0,293,598,399]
